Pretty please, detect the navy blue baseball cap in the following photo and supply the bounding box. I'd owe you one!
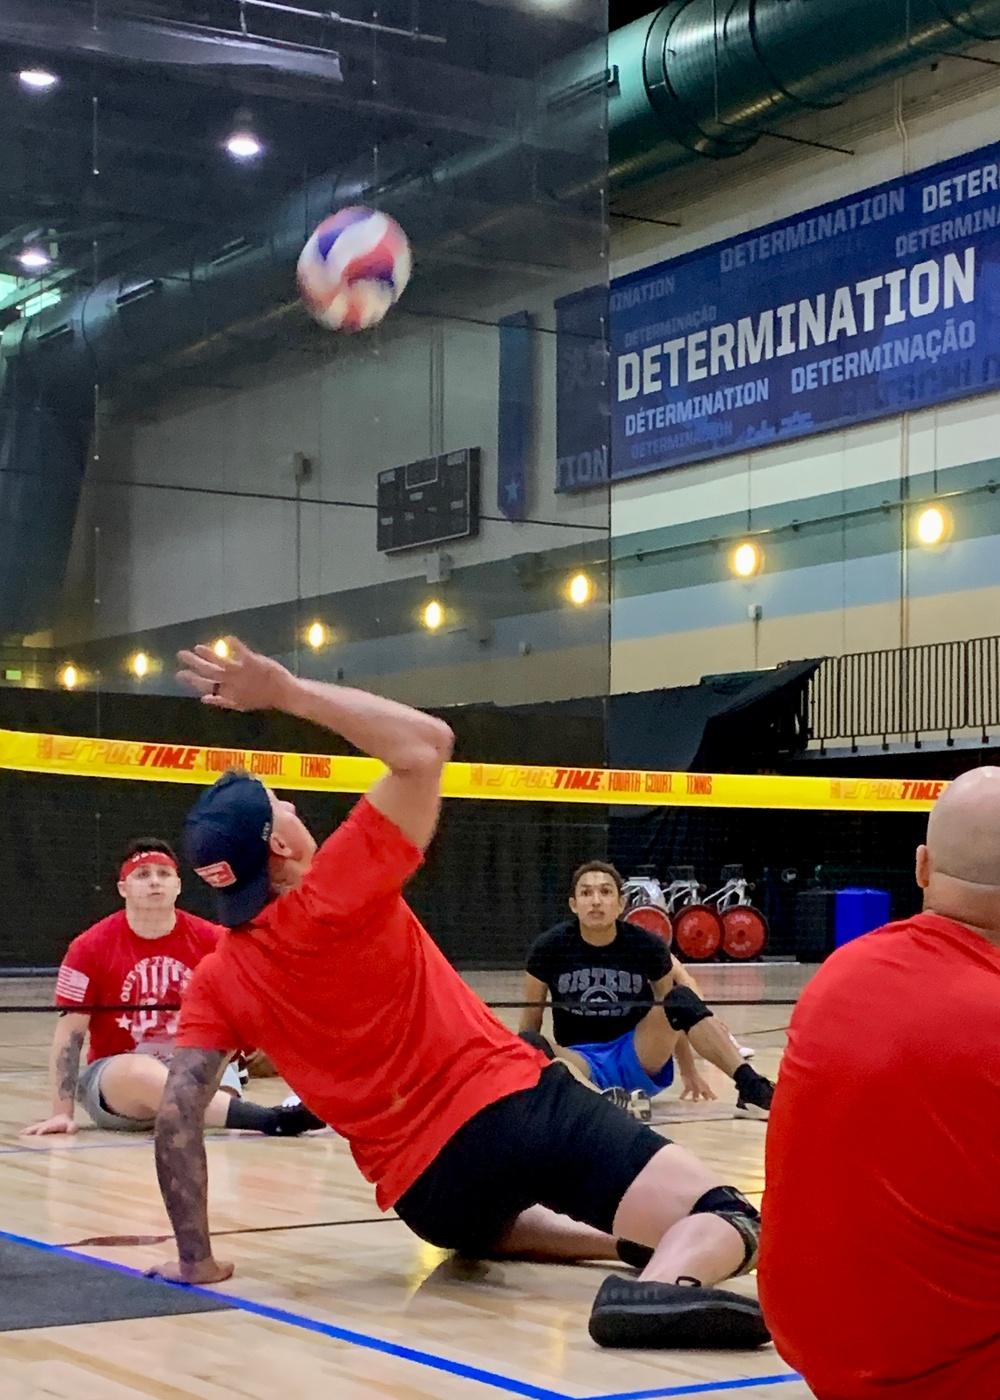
[182,772,275,927]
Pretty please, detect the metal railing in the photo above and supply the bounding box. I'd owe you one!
[809,636,1000,748]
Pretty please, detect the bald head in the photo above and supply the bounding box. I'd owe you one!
[919,768,1000,940]
[925,768,1000,886]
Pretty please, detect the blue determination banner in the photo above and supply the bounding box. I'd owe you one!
[566,139,1000,492]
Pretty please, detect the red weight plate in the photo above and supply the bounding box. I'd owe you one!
[624,905,673,948]
[672,904,724,961]
[721,906,768,960]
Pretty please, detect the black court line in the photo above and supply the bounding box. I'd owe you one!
[0,1000,805,1014]
[64,1217,403,1247]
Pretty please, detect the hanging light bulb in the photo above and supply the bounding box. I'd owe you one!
[226,109,263,161]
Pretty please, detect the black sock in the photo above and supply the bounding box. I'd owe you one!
[224,1097,281,1132]
[733,1062,761,1093]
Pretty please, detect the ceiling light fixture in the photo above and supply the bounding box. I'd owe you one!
[18,69,58,92]
[59,663,79,690]
[226,110,263,161]
[422,601,443,631]
[306,621,327,650]
[213,638,230,658]
[131,652,150,679]
[18,247,51,272]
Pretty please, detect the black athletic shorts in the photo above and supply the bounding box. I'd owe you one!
[394,1064,669,1255]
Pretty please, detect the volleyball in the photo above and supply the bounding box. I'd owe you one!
[297,206,412,332]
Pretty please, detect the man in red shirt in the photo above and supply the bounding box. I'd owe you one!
[759,767,1000,1398]
[24,837,318,1138]
[151,638,770,1350]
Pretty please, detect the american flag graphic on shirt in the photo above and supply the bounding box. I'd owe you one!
[55,966,90,1004]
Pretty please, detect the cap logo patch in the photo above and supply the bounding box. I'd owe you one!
[195,860,238,888]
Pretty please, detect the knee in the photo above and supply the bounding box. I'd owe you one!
[690,1186,761,1274]
[662,985,713,1034]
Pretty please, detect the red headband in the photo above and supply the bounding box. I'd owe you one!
[120,851,177,882]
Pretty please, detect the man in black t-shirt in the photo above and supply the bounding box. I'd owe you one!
[521,862,774,1119]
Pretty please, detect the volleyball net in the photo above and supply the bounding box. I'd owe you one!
[0,724,933,975]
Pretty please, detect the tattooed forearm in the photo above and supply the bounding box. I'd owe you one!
[51,1017,87,1114]
[154,1048,225,1266]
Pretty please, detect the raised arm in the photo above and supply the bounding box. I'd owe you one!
[519,973,550,1035]
[177,639,453,852]
[24,1012,89,1135]
[150,1048,233,1286]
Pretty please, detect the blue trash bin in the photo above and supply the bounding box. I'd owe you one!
[834,888,891,948]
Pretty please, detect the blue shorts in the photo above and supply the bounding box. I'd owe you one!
[571,1029,675,1097]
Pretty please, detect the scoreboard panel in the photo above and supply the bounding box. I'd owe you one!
[376,447,481,554]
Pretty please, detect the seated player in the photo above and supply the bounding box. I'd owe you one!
[760,768,1000,1397]
[520,864,774,1119]
[149,638,769,1351]
[24,837,318,1138]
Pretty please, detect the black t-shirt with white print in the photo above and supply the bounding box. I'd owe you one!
[526,919,671,1048]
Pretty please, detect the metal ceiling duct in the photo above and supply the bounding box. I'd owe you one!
[5,0,1000,633]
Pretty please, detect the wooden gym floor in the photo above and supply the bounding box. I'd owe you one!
[0,966,814,1400]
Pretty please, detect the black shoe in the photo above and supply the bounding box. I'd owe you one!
[265,1103,326,1136]
[616,1239,655,1271]
[589,1276,770,1350]
[601,1086,632,1111]
[734,1070,774,1121]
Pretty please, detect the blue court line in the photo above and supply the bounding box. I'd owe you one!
[589,1373,803,1399]
[0,1229,569,1400]
[0,1227,802,1400]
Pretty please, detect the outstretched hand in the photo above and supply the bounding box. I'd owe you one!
[679,1071,717,1104]
[177,637,292,713]
[23,1113,78,1137]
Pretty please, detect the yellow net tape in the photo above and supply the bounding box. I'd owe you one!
[0,727,945,812]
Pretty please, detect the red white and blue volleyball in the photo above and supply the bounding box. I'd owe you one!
[297,206,412,332]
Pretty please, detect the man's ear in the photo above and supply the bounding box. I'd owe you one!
[915,844,931,890]
[568,895,578,917]
[269,831,295,859]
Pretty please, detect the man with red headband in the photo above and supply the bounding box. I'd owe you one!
[24,837,318,1137]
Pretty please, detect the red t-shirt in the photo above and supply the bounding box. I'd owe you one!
[760,913,1000,1400]
[176,797,545,1210]
[55,910,222,1063]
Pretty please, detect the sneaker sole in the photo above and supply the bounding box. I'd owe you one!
[734,1102,770,1121]
[589,1294,770,1349]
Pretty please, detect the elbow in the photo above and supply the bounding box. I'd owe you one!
[406,720,454,774]
[430,719,455,760]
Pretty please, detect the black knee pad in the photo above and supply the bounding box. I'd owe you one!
[690,1185,761,1276]
[663,984,713,1034]
[518,1029,556,1060]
